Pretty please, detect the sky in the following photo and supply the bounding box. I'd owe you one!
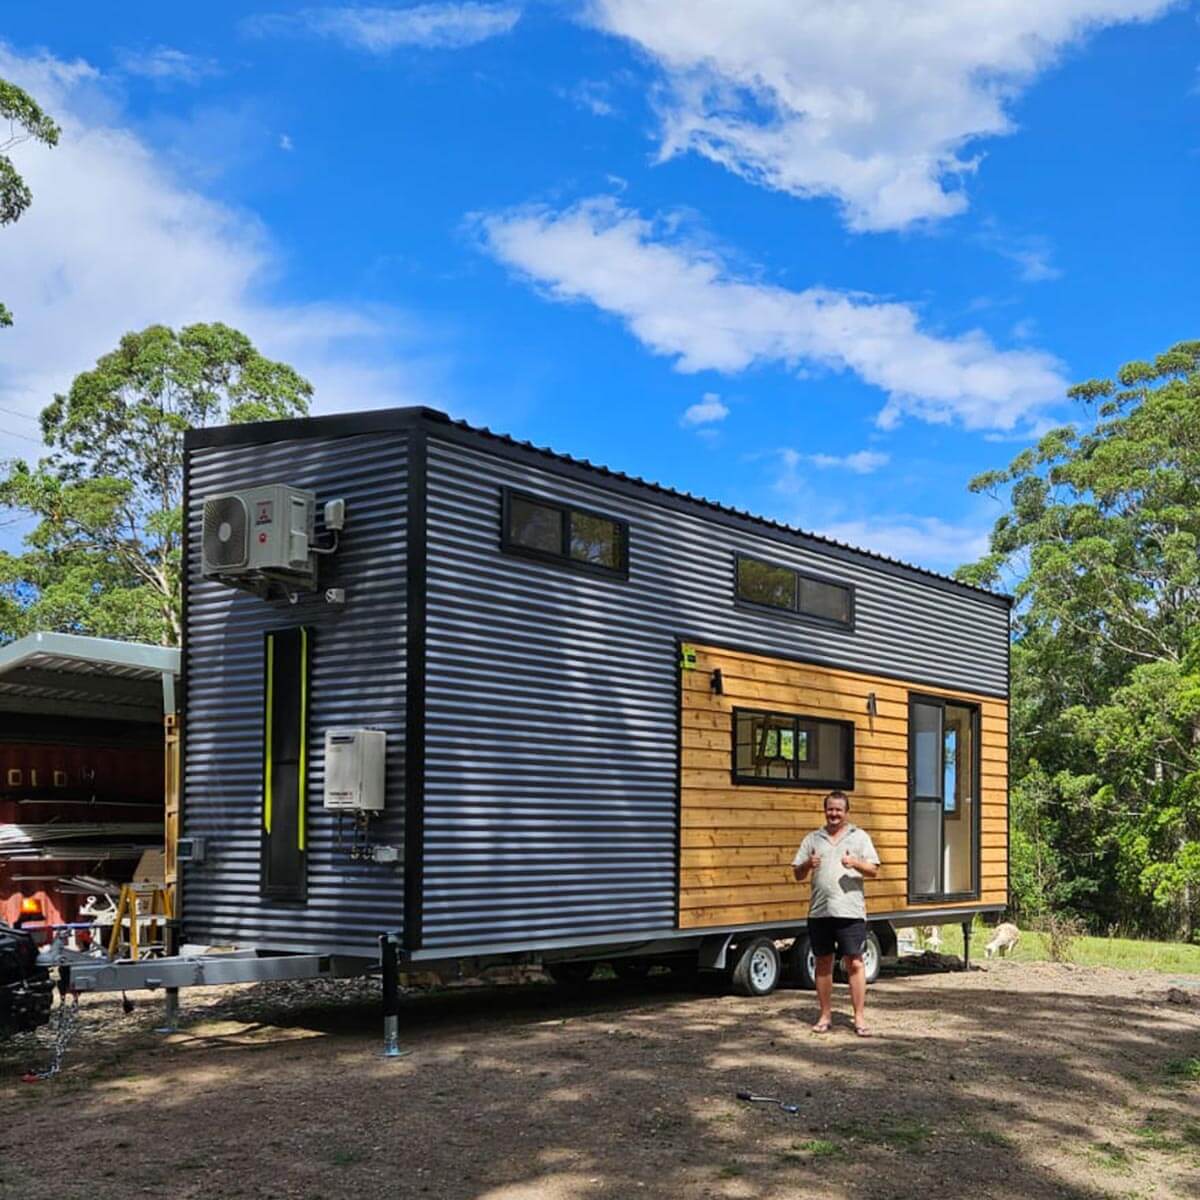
[1,1,1197,576]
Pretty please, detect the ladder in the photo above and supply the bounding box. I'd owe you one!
[106,883,173,961]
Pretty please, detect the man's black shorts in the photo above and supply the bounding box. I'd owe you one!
[808,917,868,959]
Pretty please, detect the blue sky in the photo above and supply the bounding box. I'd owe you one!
[1,2,1197,575]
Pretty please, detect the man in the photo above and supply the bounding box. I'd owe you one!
[793,791,880,1036]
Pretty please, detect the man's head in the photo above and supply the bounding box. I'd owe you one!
[823,791,850,830]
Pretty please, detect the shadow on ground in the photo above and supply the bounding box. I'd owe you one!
[2,961,1198,1200]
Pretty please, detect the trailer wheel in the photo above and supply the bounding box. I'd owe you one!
[787,935,818,991]
[545,960,596,988]
[861,929,882,985]
[831,928,884,984]
[730,937,781,997]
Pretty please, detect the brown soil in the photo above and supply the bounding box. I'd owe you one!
[2,959,1198,1200]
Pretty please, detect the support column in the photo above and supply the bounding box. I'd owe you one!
[381,933,407,1058]
[961,920,972,971]
[158,921,180,1033]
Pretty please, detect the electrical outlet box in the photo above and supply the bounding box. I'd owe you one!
[323,728,386,812]
[177,836,207,865]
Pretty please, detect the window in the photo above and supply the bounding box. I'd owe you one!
[502,489,628,576]
[734,553,853,628]
[733,708,854,789]
[908,694,979,901]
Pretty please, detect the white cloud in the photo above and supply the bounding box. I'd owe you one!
[978,225,1063,282]
[117,46,220,85]
[0,45,433,464]
[565,80,617,117]
[279,133,295,151]
[477,197,1067,431]
[813,515,990,572]
[1008,247,1063,283]
[806,450,890,475]
[586,0,1175,231]
[680,392,728,426]
[247,4,521,53]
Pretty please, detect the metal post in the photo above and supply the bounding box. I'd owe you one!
[158,921,180,1033]
[961,920,972,971]
[380,933,407,1058]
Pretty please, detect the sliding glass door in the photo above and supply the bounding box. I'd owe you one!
[908,694,980,902]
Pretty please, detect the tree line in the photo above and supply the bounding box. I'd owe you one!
[959,342,1200,943]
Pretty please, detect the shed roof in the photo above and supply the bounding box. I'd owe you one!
[0,632,179,724]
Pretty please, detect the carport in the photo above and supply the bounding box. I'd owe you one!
[0,631,180,931]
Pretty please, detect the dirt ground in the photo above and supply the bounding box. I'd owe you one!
[2,958,1198,1200]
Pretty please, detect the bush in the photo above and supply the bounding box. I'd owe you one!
[1041,911,1085,962]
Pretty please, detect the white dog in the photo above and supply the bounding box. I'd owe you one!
[985,922,1020,958]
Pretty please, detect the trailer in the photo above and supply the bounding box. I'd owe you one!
[64,406,1010,1049]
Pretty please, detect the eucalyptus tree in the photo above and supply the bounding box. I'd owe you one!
[1,76,59,327]
[961,341,1200,939]
[0,323,312,644]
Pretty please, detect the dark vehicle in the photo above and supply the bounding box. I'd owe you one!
[0,921,53,1038]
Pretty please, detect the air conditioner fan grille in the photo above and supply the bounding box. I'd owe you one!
[203,495,249,570]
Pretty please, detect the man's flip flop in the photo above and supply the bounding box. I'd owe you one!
[853,1024,872,1038]
[811,1020,832,1033]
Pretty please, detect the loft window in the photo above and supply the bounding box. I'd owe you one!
[734,553,853,628]
[733,707,854,789]
[502,488,628,577]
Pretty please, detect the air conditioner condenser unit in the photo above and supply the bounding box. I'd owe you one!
[201,484,317,590]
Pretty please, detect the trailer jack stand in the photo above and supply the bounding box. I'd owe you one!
[380,934,409,1059]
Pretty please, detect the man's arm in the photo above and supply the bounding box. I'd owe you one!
[841,853,880,879]
[792,836,815,882]
[842,834,882,879]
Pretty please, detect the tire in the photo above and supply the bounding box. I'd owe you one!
[612,958,653,982]
[834,927,884,984]
[545,960,596,987]
[861,928,882,985]
[787,934,818,991]
[730,937,782,997]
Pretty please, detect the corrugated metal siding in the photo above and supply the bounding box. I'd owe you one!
[422,437,1008,951]
[183,432,406,955]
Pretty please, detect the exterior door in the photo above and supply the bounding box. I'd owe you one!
[908,694,980,902]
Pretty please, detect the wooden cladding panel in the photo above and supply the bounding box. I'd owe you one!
[677,644,1008,930]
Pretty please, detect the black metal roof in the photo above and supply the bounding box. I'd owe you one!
[186,405,1012,608]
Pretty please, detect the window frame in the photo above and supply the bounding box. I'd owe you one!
[730,706,855,790]
[732,552,855,631]
[906,691,982,904]
[500,487,630,580]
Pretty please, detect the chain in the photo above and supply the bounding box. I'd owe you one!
[21,992,81,1083]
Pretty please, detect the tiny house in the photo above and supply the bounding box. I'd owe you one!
[179,407,1009,997]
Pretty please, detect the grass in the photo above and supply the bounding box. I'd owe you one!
[959,1122,1012,1149]
[864,1119,934,1153]
[1163,1057,1200,1083]
[1089,1141,1132,1171]
[934,923,1200,974]
[786,1139,843,1160]
[1132,1112,1200,1156]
